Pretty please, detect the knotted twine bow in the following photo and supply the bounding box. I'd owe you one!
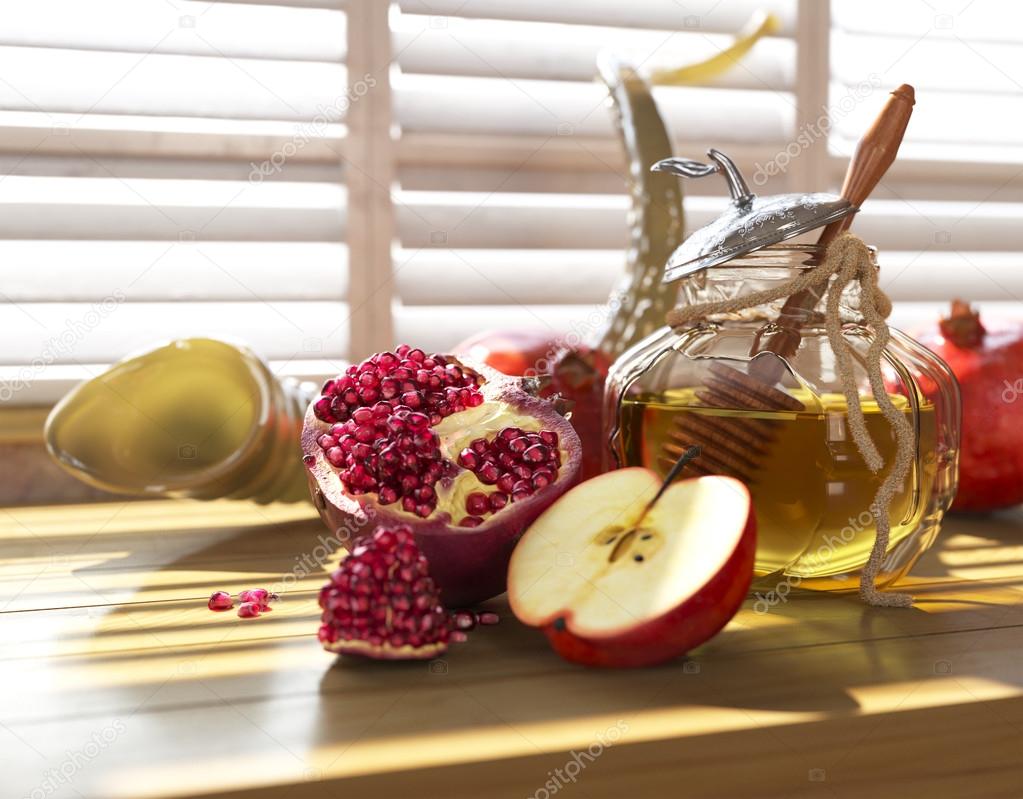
[665,234,916,607]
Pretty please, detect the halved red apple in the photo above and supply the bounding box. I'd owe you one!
[508,469,755,668]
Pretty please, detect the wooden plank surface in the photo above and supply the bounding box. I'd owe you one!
[1,499,1022,799]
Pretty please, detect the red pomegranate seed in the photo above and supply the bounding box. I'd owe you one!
[313,397,334,422]
[522,444,549,463]
[453,611,476,631]
[465,492,490,516]
[478,611,500,626]
[237,602,261,618]
[489,492,509,512]
[351,407,374,424]
[208,591,233,611]
[458,516,484,528]
[512,479,532,494]
[238,588,276,608]
[496,473,516,493]
[450,630,469,643]
[507,436,529,454]
[478,462,500,485]
[499,427,521,442]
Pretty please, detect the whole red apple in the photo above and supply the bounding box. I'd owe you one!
[915,300,1023,511]
[508,468,755,667]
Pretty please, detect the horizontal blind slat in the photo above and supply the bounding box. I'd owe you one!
[0,176,346,241]
[832,0,1023,43]
[880,252,1023,303]
[849,200,1023,253]
[0,111,346,163]
[395,74,794,141]
[395,249,620,305]
[0,154,342,183]
[394,17,793,91]
[831,84,1023,152]
[0,46,347,121]
[392,248,1023,307]
[2,242,348,302]
[832,33,1021,94]
[397,134,792,194]
[396,191,1023,254]
[392,301,1021,356]
[0,302,350,366]
[393,304,606,354]
[396,192,727,249]
[396,0,797,36]
[0,0,346,62]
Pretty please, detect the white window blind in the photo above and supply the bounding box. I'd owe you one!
[0,0,350,404]
[828,0,1023,326]
[2,0,1019,407]
[390,0,800,351]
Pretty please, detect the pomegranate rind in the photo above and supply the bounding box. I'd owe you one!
[302,357,582,606]
[323,638,447,660]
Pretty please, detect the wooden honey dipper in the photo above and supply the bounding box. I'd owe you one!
[661,85,916,481]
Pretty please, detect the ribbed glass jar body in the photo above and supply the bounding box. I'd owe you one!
[605,245,961,589]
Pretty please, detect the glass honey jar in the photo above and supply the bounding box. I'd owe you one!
[604,151,961,591]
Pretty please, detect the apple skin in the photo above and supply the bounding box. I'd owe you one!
[530,502,756,669]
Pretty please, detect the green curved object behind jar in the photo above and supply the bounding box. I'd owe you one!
[591,53,685,360]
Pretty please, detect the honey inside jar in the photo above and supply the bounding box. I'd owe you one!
[618,387,938,580]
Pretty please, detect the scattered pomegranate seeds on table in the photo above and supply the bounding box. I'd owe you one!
[207,588,278,618]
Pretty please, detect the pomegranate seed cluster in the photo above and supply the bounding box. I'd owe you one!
[311,346,564,524]
[457,428,560,527]
[318,525,452,655]
[313,345,483,426]
[313,346,485,517]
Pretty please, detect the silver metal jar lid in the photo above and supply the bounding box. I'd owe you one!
[652,149,858,283]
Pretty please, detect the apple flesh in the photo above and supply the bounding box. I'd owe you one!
[508,469,755,668]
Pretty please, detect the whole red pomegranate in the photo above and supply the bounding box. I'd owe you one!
[455,331,612,480]
[915,300,1023,511]
[302,345,581,606]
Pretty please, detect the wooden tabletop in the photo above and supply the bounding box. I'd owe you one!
[2,499,1021,799]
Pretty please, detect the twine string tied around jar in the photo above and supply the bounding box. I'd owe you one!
[665,233,915,608]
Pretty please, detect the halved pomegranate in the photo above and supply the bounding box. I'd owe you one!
[302,345,581,606]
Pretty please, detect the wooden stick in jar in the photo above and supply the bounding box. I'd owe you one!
[749,84,915,383]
